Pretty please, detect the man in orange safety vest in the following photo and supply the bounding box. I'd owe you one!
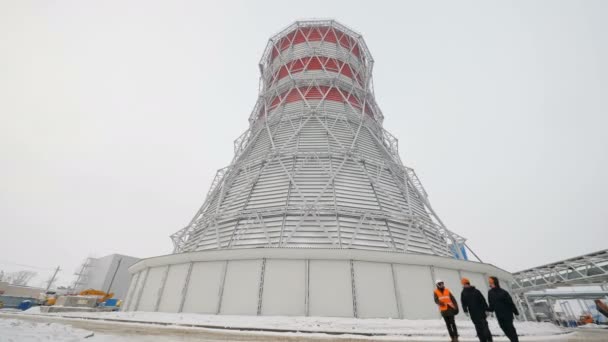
[434,279,460,342]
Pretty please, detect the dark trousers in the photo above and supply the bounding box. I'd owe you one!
[443,315,458,338]
[472,317,493,342]
[497,317,518,342]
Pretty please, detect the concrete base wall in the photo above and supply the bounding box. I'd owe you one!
[124,249,512,319]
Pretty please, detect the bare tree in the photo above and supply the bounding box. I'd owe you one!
[1,270,37,286]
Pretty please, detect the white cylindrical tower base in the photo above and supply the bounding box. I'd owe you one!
[124,248,512,319]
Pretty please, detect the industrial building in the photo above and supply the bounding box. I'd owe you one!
[124,20,513,318]
[73,254,139,301]
[0,282,46,308]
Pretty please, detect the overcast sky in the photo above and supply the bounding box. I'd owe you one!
[1,0,606,287]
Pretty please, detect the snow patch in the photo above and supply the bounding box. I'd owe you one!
[578,323,608,329]
[23,306,41,314]
[0,318,161,342]
[0,318,93,342]
[32,311,567,338]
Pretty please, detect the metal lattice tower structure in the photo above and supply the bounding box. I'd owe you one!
[170,20,469,258]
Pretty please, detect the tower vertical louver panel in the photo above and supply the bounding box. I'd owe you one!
[171,20,466,258]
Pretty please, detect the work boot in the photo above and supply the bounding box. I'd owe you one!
[451,336,459,342]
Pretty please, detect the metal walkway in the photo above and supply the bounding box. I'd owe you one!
[512,249,608,293]
[524,290,608,300]
[510,249,608,322]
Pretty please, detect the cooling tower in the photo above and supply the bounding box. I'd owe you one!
[124,20,512,319]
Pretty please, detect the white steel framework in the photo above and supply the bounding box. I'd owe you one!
[170,20,470,260]
[512,249,608,293]
[511,249,608,322]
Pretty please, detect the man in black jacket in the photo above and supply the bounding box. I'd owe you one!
[460,278,493,342]
[488,276,519,342]
[433,279,459,342]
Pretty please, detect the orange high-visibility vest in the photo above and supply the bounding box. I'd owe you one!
[434,288,454,312]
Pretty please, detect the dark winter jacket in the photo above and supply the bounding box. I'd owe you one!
[487,277,519,320]
[461,286,489,320]
[434,288,459,317]
[596,300,608,318]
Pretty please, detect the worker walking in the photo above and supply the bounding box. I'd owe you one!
[487,276,519,342]
[433,279,459,342]
[460,278,493,342]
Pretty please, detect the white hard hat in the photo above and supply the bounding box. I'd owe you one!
[435,279,444,285]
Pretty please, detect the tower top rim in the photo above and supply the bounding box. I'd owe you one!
[259,19,374,67]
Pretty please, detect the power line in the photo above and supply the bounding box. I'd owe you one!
[0,260,56,271]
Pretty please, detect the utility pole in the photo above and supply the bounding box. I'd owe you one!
[45,266,61,291]
[106,258,122,294]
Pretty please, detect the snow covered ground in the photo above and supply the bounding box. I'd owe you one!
[4,309,608,341]
[42,310,567,336]
[4,310,573,340]
[578,323,608,329]
[0,318,159,342]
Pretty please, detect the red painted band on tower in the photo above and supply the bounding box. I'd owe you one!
[259,86,373,118]
[270,26,362,61]
[271,56,363,85]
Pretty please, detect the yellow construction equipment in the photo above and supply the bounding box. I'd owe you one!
[39,291,57,306]
[78,289,114,303]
